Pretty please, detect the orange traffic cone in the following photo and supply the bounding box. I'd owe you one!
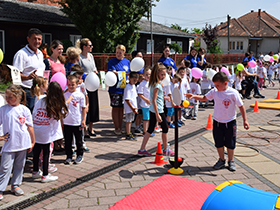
[152,142,167,165]
[205,114,213,129]
[253,101,260,113]
[277,91,280,99]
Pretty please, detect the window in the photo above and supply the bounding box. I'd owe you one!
[146,39,154,54]
[177,41,183,54]
[42,33,52,46]
[0,30,4,53]
[232,42,235,50]
[240,42,243,50]
[70,35,82,46]
[229,41,243,51]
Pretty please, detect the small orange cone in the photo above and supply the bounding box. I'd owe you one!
[277,91,280,99]
[152,142,167,165]
[205,114,213,129]
[253,101,260,113]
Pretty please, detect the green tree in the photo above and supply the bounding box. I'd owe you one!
[169,42,182,54]
[190,28,203,34]
[58,0,157,53]
[171,23,189,33]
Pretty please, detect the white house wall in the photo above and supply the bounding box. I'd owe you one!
[258,38,280,54]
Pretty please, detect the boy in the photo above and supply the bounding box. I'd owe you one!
[63,75,86,164]
[187,72,249,171]
[124,72,139,140]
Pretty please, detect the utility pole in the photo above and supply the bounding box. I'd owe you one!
[150,0,153,66]
[227,14,230,54]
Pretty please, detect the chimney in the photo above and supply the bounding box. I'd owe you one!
[258,9,261,18]
[251,10,254,13]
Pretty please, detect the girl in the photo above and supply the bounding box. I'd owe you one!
[257,61,265,90]
[65,47,82,76]
[200,63,211,108]
[233,68,245,98]
[189,77,201,120]
[138,63,174,156]
[267,62,275,87]
[0,85,35,200]
[31,76,48,105]
[32,82,68,182]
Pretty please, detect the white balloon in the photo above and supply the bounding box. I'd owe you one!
[85,72,100,91]
[130,57,145,72]
[208,69,217,80]
[105,71,117,87]
[161,73,170,86]
[264,55,271,62]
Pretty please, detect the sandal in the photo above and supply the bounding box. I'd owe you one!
[87,128,96,136]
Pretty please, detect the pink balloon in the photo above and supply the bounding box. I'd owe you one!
[269,57,274,62]
[191,67,203,79]
[50,72,67,90]
[248,61,256,68]
[220,67,229,76]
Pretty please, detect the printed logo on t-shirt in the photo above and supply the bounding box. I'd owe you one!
[170,61,174,66]
[123,65,129,71]
[17,115,26,126]
[33,108,50,125]
[72,100,79,107]
[191,88,195,94]
[222,98,232,109]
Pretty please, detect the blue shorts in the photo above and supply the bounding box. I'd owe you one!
[213,119,237,149]
[141,107,150,121]
[166,107,174,117]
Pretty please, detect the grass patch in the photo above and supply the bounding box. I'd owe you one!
[0,81,11,92]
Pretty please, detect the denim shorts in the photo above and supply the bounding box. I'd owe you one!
[141,107,150,121]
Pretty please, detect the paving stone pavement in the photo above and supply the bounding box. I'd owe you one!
[1,83,280,209]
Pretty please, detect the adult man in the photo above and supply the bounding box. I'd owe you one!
[13,28,45,110]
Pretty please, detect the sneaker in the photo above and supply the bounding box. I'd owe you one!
[134,128,143,134]
[0,192,3,201]
[126,133,137,141]
[150,132,155,137]
[11,186,24,196]
[48,166,57,174]
[157,126,162,132]
[191,116,197,120]
[176,122,182,127]
[259,94,265,98]
[74,155,84,164]
[114,130,122,135]
[49,163,55,168]
[138,150,152,156]
[228,160,236,171]
[32,170,42,179]
[178,119,185,125]
[181,116,186,121]
[41,174,58,183]
[168,123,175,128]
[213,158,225,170]
[64,158,72,165]
[253,94,261,98]
[154,126,160,133]
[163,149,175,156]
[84,147,90,152]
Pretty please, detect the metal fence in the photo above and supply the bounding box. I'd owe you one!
[91,53,244,71]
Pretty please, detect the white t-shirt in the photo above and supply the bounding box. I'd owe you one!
[0,104,33,153]
[0,95,5,136]
[268,65,275,76]
[233,74,242,91]
[137,80,150,109]
[33,98,63,144]
[123,83,138,114]
[13,45,45,88]
[206,87,243,123]
[63,91,86,126]
[257,67,265,79]
[165,82,179,108]
[189,82,201,104]
[77,82,87,96]
[227,74,234,88]
[200,69,212,90]
[180,78,190,101]
[35,94,46,106]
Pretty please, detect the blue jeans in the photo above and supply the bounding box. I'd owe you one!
[23,88,35,111]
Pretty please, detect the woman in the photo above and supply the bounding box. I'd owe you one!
[107,45,131,135]
[44,40,66,77]
[181,47,198,69]
[44,40,66,151]
[76,38,99,136]
[158,46,177,73]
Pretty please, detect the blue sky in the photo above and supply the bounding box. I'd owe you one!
[152,0,280,30]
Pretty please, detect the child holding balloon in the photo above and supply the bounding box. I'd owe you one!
[187,72,249,171]
[138,63,174,156]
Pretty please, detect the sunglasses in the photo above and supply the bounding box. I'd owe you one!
[88,44,93,47]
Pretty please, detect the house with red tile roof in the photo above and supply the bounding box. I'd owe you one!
[214,9,280,56]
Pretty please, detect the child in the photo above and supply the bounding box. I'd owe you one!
[31,76,48,105]
[187,72,249,171]
[32,82,68,182]
[257,61,265,90]
[166,74,181,127]
[0,85,35,200]
[267,62,275,87]
[124,72,139,140]
[65,47,82,77]
[63,75,86,164]
[188,77,201,120]
[200,63,212,108]
[137,68,155,136]
[177,67,190,124]
[138,63,174,156]
[184,60,191,82]
[233,68,245,98]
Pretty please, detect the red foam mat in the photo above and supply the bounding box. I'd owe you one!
[108,174,216,210]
